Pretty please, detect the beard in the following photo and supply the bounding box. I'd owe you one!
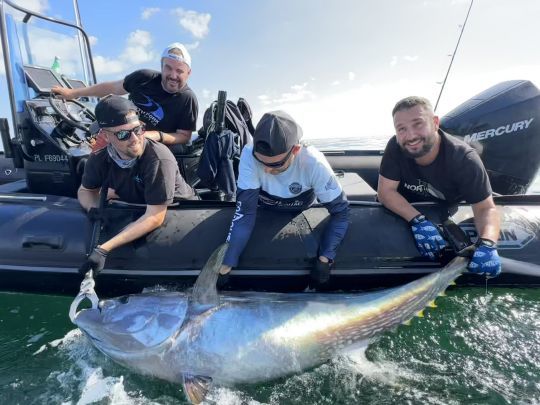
[162,77,184,93]
[399,134,436,159]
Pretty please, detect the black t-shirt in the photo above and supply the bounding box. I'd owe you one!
[82,140,195,204]
[379,130,492,204]
[123,69,198,133]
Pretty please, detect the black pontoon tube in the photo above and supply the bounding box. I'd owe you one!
[501,258,540,277]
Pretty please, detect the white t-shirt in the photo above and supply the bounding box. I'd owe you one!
[238,145,343,209]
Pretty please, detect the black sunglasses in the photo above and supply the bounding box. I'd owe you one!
[105,123,146,141]
[252,147,294,168]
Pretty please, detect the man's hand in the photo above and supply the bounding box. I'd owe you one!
[51,86,76,100]
[219,265,232,275]
[310,256,332,286]
[409,214,447,259]
[217,265,232,288]
[468,238,501,278]
[79,247,108,276]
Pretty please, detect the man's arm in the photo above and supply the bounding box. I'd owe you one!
[220,188,259,272]
[99,204,167,252]
[319,192,350,261]
[52,79,127,100]
[145,129,192,145]
[77,185,100,211]
[377,174,420,221]
[471,196,500,242]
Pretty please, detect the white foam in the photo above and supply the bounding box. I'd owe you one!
[76,371,128,405]
[206,386,264,405]
[337,340,416,387]
[27,331,46,343]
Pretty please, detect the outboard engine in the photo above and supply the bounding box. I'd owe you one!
[440,80,540,195]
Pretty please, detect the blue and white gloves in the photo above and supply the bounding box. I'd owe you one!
[409,214,447,259]
[467,238,501,278]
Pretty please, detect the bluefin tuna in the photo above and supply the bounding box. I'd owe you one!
[70,244,468,403]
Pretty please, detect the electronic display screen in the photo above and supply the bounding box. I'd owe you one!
[24,65,64,94]
[63,77,87,89]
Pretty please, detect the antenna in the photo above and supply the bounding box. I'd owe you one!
[434,0,474,112]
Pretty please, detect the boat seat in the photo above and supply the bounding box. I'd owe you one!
[336,172,377,201]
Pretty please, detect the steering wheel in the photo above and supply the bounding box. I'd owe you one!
[48,94,96,135]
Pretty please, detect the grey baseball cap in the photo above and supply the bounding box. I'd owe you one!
[253,110,303,157]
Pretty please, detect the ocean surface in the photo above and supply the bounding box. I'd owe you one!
[1,138,540,404]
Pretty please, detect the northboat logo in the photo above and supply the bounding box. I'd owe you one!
[459,222,535,250]
[403,180,429,194]
[463,118,534,143]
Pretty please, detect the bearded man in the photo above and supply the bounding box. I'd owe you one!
[377,96,501,277]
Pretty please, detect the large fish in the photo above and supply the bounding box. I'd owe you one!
[70,244,468,403]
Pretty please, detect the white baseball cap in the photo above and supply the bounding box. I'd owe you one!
[161,42,191,68]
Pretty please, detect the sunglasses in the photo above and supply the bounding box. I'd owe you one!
[105,123,146,141]
[252,147,294,168]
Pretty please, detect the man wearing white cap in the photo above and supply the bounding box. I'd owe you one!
[52,43,198,149]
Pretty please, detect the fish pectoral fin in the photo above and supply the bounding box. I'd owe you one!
[182,373,213,404]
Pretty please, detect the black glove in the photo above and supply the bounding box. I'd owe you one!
[79,247,108,276]
[310,259,332,287]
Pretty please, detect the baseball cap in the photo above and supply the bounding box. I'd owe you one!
[95,95,139,128]
[161,43,191,68]
[253,111,303,157]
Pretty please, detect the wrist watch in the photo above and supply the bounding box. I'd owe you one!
[476,238,497,248]
[158,131,164,143]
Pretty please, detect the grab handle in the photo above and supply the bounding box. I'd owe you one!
[22,235,63,249]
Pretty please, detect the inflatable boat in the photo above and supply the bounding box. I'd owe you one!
[1,0,540,296]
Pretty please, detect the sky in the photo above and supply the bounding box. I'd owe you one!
[1,0,540,150]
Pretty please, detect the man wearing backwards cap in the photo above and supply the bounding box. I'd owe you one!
[53,43,197,148]
[78,95,196,276]
[219,111,350,287]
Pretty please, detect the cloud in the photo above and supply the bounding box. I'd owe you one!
[92,30,155,77]
[120,30,154,65]
[202,89,212,99]
[16,0,48,14]
[172,8,211,39]
[331,80,341,86]
[262,80,436,141]
[260,82,316,105]
[404,55,419,62]
[257,94,270,105]
[185,41,200,50]
[141,7,160,20]
[92,55,126,75]
[348,72,356,81]
[390,55,418,67]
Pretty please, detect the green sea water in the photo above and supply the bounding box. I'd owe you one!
[1,287,539,404]
[1,138,540,403]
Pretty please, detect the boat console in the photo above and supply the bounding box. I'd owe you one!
[17,65,95,196]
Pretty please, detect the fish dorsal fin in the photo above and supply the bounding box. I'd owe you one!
[191,243,228,307]
[182,373,213,404]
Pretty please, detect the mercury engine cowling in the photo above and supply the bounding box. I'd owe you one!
[440,80,540,195]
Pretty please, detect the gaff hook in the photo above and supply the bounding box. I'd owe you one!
[69,270,99,322]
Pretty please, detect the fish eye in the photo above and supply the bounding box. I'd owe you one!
[119,295,130,304]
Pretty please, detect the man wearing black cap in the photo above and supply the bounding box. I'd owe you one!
[218,110,350,287]
[78,95,196,275]
[52,43,197,149]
